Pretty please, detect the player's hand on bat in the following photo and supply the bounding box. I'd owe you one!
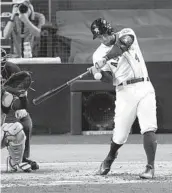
[88,66,100,74]
[95,58,107,70]
[88,57,108,76]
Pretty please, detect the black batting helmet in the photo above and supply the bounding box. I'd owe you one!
[91,18,114,40]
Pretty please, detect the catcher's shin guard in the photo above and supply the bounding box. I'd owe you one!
[6,156,17,172]
[5,123,25,164]
[3,122,31,172]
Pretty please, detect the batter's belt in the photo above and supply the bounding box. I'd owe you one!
[118,77,149,86]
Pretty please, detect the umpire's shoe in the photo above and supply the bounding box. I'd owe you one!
[139,164,154,179]
[23,158,39,170]
[96,152,118,175]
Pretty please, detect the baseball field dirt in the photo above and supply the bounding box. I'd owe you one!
[1,134,172,193]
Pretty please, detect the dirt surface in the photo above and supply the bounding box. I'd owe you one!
[2,183,172,193]
[1,135,172,193]
[1,161,172,193]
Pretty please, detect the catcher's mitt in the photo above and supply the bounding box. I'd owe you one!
[2,71,32,96]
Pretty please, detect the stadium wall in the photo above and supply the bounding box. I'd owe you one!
[18,62,172,134]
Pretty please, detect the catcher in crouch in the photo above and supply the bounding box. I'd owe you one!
[1,48,39,171]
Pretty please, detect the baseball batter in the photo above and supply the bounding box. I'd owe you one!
[90,18,158,179]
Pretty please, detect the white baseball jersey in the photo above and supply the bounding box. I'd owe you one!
[92,28,157,142]
[93,28,149,86]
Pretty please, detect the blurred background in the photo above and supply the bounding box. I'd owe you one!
[1,0,172,135]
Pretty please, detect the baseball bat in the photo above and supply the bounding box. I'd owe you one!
[32,69,91,105]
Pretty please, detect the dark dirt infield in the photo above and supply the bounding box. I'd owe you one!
[1,134,172,193]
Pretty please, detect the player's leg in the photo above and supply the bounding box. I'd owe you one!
[97,91,137,175]
[1,126,7,149]
[19,112,32,160]
[17,112,39,170]
[97,138,121,175]
[137,91,157,179]
[2,122,31,172]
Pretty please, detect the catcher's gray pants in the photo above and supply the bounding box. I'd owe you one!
[20,113,33,159]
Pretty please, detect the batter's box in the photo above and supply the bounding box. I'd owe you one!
[1,161,172,188]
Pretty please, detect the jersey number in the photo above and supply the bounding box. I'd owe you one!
[135,53,140,62]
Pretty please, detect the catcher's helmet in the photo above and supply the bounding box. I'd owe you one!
[91,18,114,40]
[1,48,7,67]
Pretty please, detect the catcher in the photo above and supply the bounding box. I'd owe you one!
[90,18,158,179]
[1,48,39,171]
[1,92,31,172]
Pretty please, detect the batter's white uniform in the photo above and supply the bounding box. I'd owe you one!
[93,28,157,144]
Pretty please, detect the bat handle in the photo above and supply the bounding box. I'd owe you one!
[33,98,42,105]
[32,98,37,105]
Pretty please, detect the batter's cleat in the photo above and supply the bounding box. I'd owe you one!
[23,158,39,170]
[139,164,155,179]
[96,152,118,175]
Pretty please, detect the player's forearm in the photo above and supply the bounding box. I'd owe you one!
[19,96,28,109]
[104,34,135,61]
[23,20,41,37]
[3,21,14,39]
[100,71,113,84]
[12,96,29,111]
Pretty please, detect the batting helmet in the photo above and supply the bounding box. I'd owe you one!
[91,18,114,40]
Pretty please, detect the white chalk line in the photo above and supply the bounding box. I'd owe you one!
[1,180,161,188]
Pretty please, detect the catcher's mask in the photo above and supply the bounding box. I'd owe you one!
[91,18,114,40]
[1,48,7,68]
